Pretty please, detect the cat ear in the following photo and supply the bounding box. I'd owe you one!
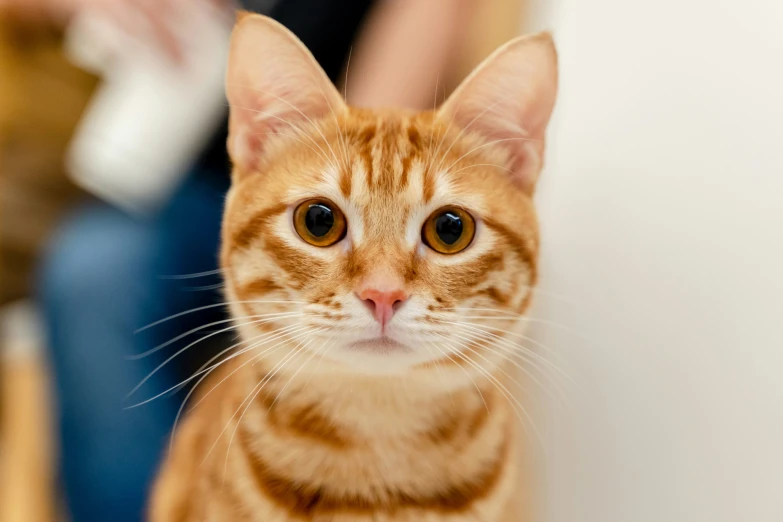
[437,32,558,194]
[226,13,346,176]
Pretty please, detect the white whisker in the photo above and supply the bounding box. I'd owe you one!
[185,325,315,414]
[435,94,515,173]
[135,300,305,333]
[342,46,352,102]
[447,325,575,406]
[421,72,442,178]
[199,327,320,467]
[427,339,490,414]
[127,313,303,397]
[207,328,322,473]
[158,269,225,280]
[227,101,334,166]
[446,329,562,404]
[128,324,305,410]
[297,336,336,396]
[443,320,573,380]
[167,324,316,453]
[442,136,541,176]
[448,162,516,177]
[129,311,302,360]
[227,86,345,172]
[245,130,331,162]
[433,332,546,453]
[421,339,455,405]
[182,282,225,292]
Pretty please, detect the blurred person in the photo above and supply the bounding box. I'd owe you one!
[0,0,475,520]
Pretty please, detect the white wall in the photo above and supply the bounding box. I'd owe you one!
[527,1,783,520]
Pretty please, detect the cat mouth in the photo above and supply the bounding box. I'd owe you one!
[347,337,410,354]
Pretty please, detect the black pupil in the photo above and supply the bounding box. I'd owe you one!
[435,212,463,245]
[304,203,334,237]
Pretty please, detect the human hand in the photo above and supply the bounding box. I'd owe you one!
[74,0,236,61]
[0,0,236,62]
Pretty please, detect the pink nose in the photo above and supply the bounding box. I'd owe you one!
[357,288,408,328]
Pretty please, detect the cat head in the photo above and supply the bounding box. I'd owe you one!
[221,13,557,380]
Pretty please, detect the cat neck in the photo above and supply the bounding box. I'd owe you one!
[238,351,499,441]
[217,351,517,520]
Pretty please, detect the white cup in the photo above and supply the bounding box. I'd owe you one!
[64,5,233,215]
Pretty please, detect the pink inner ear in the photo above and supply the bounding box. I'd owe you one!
[228,83,332,173]
[230,108,298,174]
[447,105,547,193]
[437,33,557,193]
[225,15,346,177]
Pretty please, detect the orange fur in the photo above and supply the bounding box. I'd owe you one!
[150,14,557,522]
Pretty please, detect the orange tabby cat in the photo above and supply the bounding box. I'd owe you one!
[150,12,557,522]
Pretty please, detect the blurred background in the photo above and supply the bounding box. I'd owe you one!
[0,0,781,521]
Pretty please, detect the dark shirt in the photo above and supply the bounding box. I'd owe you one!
[196,0,375,175]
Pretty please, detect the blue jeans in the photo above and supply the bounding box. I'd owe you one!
[38,171,229,522]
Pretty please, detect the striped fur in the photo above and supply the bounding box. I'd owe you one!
[151,14,557,522]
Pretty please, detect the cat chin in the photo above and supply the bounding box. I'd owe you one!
[309,348,486,393]
[318,343,439,376]
[346,337,410,354]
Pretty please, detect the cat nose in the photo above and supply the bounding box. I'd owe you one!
[357,288,408,329]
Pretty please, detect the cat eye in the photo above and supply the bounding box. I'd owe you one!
[422,207,475,254]
[293,199,347,247]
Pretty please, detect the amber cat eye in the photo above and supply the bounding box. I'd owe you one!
[422,207,476,254]
[293,199,347,247]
